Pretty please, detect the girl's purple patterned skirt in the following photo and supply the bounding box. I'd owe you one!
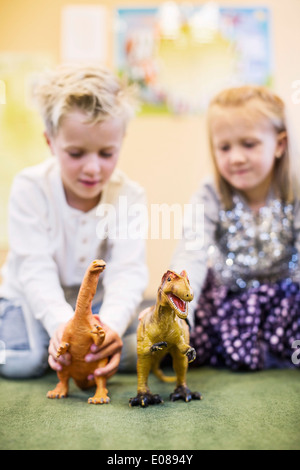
[190,269,300,370]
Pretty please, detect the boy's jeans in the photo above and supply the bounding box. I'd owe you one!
[0,298,137,378]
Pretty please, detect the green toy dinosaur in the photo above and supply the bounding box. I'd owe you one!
[129,269,202,407]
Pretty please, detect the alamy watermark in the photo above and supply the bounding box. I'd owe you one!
[291,340,300,366]
[0,80,6,105]
[0,340,6,365]
[96,197,204,251]
[291,80,300,104]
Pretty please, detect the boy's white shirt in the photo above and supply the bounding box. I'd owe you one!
[0,158,148,338]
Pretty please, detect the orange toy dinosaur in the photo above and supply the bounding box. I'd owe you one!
[47,259,110,404]
[129,269,202,407]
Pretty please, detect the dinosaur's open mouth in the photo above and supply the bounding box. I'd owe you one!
[167,293,187,314]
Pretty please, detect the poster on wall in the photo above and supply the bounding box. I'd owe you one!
[114,3,272,115]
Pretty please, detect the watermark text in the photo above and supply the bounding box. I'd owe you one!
[0,340,6,365]
[96,197,204,251]
[0,80,6,104]
[291,80,300,104]
[291,339,300,365]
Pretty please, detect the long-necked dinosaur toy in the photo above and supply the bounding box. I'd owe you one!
[47,259,110,404]
[129,269,202,407]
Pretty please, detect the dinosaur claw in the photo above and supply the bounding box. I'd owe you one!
[150,341,168,353]
[170,385,202,403]
[129,392,164,408]
[90,324,105,339]
[56,342,70,358]
[186,347,196,363]
[129,397,139,407]
[88,395,110,404]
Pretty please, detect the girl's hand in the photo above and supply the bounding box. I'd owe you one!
[48,323,71,371]
[85,323,123,379]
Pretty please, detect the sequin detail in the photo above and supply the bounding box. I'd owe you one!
[208,196,298,291]
[191,269,300,370]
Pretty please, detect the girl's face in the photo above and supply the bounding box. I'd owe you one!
[46,111,125,212]
[210,106,286,208]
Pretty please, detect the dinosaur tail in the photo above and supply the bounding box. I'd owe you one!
[153,367,176,383]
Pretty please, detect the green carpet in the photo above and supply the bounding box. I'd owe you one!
[0,367,299,450]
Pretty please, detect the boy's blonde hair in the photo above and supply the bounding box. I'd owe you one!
[207,85,300,209]
[33,63,137,136]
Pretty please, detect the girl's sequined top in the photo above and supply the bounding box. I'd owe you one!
[171,178,300,325]
[209,192,299,291]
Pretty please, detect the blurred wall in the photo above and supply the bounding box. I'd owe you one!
[1,0,300,298]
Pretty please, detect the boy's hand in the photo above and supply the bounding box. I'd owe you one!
[48,323,71,371]
[85,323,123,379]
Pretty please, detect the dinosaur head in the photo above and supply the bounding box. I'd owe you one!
[89,259,106,274]
[158,270,193,319]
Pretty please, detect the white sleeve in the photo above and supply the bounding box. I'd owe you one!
[98,187,149,337]
[8,175,74,337]
[170,180,219,327]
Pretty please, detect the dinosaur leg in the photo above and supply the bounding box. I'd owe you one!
[47,371,69,399]
[129,355,163,408]
[88,375,110,404]
[56,342,70,358]
[170,349,202,403]
[90,324,105,347]
[176,339,197,364]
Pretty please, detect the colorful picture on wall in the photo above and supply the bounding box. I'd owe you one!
[114,3,272,115]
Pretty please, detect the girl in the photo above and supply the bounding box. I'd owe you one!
[171,85,300,370]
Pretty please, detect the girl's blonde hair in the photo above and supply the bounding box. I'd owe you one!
[33,63,137,136]
[207,85,300,209]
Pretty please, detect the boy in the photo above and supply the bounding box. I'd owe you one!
[0,64,148,379]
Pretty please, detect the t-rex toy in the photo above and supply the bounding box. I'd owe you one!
[47,259,110,404]
[129,269,202,407]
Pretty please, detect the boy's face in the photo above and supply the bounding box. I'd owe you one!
[46,111,125,212]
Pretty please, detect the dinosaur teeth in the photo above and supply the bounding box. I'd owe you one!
[168,293,186,313]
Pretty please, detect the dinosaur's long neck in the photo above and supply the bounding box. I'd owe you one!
[74,270,100,323]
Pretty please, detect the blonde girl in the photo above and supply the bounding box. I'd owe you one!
[171,85,300,370]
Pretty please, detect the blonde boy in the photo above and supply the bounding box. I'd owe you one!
[0,64,148,378]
